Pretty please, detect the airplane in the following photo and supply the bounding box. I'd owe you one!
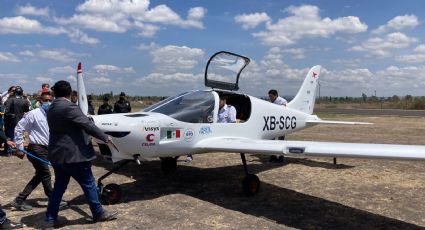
[76,51,425,204]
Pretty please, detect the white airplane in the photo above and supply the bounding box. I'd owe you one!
[77,51,425,204]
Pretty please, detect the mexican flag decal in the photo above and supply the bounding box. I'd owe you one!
[166,130,181,139]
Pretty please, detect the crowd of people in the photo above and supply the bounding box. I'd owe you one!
[0,82,135,229]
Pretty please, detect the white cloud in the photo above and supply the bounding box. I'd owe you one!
[137,42,158,51]
[37,49,82,62]
[396,44,425,63]
[93,64,136,74]
[90,76,112,83]
[48,66,74,73]
[282,48,305,59]
[67,28,100,45]
[16,5,49,17]
[150,45,204,72]
[0,16,64,35]
[0,52,21,62]
[55,0,206,36]
[18,50,35,57]
[350,32,417,58]
[244,5,367,46]
[67,75,77,82]
[36,76,54,82]
[234,12,271,29]
[373,14,419,34]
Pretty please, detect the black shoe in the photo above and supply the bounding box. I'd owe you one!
[276,156,284,163]
[59,200,68,210]
[93,210,118,223]
[269,155,277,163]
[12,200,32,211]
[0,218,24,229]
[42,216,68,230]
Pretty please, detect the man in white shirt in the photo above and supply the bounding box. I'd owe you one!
[218,95,237,123]
[268,89,286,163]
[13,92,67,211]
[268,89,287,106]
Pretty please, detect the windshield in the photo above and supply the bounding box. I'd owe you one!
[144,91,215,123]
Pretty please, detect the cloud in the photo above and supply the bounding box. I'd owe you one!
[16,4,49,17]
[373,14,419,34]
[396,44,425,63]
[137,42,158,51]
[350,32,417,58]
[37,49,83,62]
[67,28,100,45]
[0,16,64,35]
[93,64,136,74]
[281,48,306,59]
[67,75,77,82]
[18,50,35,57]
[48,66,74,74]
[241,5,367,46]
[55,0,206,36]
[36,76,54,82]
[150,45,204,72]
[0,52,21,62]
[90,76,112,84]
[234,12,271,29]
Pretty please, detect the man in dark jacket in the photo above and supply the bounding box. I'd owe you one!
[4,86,29,153]
[44,81,117,228]
[97,96,113,115]
[113,92,131,113]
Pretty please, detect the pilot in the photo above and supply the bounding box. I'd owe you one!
[268,89,286,163]
[218,95,236,123]
[268,89,287,106]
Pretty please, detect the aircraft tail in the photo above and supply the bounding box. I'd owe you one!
[76,62,89,115]
[287,65,321,114]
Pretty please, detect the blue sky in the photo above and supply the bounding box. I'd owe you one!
[1,0,425,97]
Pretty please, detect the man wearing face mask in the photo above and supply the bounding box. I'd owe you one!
[13,92,68,211]
[113,92,131,113]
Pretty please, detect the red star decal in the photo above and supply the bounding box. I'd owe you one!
[312,72,317,78]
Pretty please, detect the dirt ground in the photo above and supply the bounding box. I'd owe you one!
[1,114,425,230]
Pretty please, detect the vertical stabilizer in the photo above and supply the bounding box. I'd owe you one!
[287,65,321,114]
[77,62,89,115]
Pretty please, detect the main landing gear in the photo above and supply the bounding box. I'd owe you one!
[240,153,260,196]
[97,155,141,204]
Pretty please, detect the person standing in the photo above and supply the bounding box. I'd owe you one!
[268,89,287,163]
[13,92,67,211]
[113,92,131,113]
[70,90,78,104]
[4,86,29,153]
[97,96,113,115]
[44,81,117,228]
[0,132,24,229]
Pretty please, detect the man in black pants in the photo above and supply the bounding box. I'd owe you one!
[13,92,67,211]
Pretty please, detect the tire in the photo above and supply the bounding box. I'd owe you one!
[101,183,122,205]
[242,174,260,196]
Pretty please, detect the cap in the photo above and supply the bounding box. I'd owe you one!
[120,92,126,96]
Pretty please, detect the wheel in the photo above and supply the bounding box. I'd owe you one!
[161,157,177,175]
[242,174,260,196]
[101,183,122,205]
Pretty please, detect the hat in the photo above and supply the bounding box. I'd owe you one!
[119,92,126,96]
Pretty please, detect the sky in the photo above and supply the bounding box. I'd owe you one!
[1,0,425,97]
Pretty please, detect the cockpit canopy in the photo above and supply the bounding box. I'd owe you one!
[144,90,251,124]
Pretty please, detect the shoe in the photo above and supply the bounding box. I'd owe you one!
[269,155,277,163]
[276,156,284,163]
[59,200,68,210]
[12,200,32,211]
[93,210,118,223]
[42,216,68,230]
[0,219,24,229]
[185,156,193,162]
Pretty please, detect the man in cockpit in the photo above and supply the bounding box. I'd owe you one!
[218,95,236,123]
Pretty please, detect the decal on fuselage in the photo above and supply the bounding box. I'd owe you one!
[144,127,159,132]
[199,126,212,135]
[263,116,296,131]
[184,128,194,142]
[142,133,156,147]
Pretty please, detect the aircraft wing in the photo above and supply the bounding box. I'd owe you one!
[195,137,425,160]
[305,120,372,125]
